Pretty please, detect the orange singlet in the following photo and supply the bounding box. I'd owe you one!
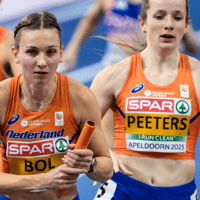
[1,72,79,175]
[113,53,200,160]
[0,26,7,81]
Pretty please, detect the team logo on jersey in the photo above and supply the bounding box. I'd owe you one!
[175,100,190,114]
[55,139,68,152]
[21,119,28,127]
[131,84,144,94]
[7,114,20,125]
[180,85,189,98]
[55,112,64,126]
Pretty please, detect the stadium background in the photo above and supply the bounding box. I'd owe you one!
[0,0,200,199]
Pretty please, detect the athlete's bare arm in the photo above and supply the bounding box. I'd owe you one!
[62,0,109,70]
[68,77,113,183]
[90,57,135,176]
[0,29,22,77]
[90,57,131,117]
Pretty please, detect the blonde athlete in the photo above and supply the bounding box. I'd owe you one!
[91,0,200,199]
[0,11,112,200]
[62,0,198,71]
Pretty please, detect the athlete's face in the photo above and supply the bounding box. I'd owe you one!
[13,28,63,85]
[139,0,189,52]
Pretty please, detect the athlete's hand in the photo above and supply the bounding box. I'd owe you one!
[38,164,87,190]
[93,149,133,187]
[109,150,133,176]
[61,144,94,172]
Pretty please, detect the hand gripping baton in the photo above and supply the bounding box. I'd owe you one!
[57,121,96,194]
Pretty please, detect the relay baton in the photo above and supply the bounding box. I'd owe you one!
[57,121,96,194]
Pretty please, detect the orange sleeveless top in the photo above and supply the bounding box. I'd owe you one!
[0,26,7,81]
[113,53,200,160]
[1,72,79,175]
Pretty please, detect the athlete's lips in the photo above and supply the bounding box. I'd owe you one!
[34,71,48,74]
[161,34,175,39]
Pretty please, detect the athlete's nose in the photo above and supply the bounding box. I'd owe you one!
[37,53,47,69]
[164,16,174,31]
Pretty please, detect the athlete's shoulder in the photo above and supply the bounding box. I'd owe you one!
[68,76,101,125]
[68,76,96,104]
[93,56,131,86]
[187,55,200,72]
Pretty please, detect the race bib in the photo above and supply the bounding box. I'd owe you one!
[190,189,198,200]
[94,180,117,199]
[6,136,69,174]
[125,97,191,153]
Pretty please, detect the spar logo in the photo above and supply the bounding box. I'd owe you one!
[55,139,68,152]
[176,100,190,114]
[126,97,174,113]
[7,137,69,158]
[7,140,54,157]
[131,84,144,94]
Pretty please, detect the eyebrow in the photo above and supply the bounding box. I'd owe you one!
[26,45,58,48]
[174,10,183,14]
[155,9,184,14]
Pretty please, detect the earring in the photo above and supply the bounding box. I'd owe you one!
[16,60,20,64]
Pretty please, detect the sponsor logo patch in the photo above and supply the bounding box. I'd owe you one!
[126,97,191,115]
[131,84,144,94]
[21,119,28,127]
[144,90,174,97]
[7,136,69,158]
[21,119,51,127]
[8,114,20,125]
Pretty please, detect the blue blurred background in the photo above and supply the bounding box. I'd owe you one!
[0,0,200,199]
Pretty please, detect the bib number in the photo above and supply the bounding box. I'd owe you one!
[191,189,198,200]
[94,180,117,199]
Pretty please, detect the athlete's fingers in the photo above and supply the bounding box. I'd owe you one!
[109,150,120,173]
[112,157,120,173]
[66,144,76,150]
[70,149,94,157]
[118,162,133,176]
[61,164,87,174]
[65,153,87,167]
[93,181,98,187]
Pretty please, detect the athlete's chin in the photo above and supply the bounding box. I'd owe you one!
[158,43,179,52]
[33,78,49,86]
